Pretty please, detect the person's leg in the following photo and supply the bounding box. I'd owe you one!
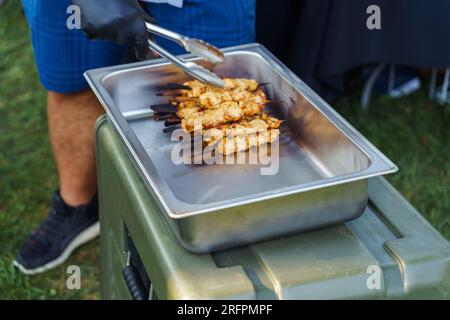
[47,90,104,207]
[21,0,125,205]
[15,88,107,274]
[15,0,125,274]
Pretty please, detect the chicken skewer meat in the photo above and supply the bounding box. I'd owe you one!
[178,99,265,132]
[202,113,282,155]
[179,79,260,98]
[155,87,268,132]
[172,87,267,109]
[153,78,283,155]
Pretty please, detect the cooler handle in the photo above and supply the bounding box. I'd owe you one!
[122,265,148,300]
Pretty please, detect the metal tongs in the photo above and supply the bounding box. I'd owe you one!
[145,21,225,88]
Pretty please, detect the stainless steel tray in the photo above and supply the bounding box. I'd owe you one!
[86,43,397,252]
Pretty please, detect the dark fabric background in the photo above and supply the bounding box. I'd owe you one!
[256,0,450,101]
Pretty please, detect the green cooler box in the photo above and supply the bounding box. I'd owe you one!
[96,116,450,300]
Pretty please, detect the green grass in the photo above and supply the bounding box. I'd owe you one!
[334,77,450,239]
[0,1,448,299]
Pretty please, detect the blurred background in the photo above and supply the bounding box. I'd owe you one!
[0,0,449,299]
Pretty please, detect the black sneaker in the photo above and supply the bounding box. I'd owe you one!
[13,191,99,275]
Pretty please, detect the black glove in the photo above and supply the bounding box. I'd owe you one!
[72,0,151,60]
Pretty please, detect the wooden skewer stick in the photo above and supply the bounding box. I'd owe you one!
[255,82,271,91]
[166,83,191,90]
[265,100,286,105]
[151,103,177,113]
[169,97,281,107]
[156,92,183,97]
[164,117,181,127]
[170,96,198,102]
[163,124,181,134]
[154,112,176,121]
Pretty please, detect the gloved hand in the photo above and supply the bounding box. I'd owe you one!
[72,0,151,60]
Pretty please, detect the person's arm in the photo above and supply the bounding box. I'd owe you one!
[72,0,150,60]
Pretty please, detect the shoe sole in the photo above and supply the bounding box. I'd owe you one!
[13,221,100,275]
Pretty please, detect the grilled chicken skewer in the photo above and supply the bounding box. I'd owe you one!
[163,79,264,97]
[153,78,283,154]
[178,100,264,132]
[179,79,260,97]
[153,87,268,132]
[152,100,264,132]
[203,113,282,155]
[173,88,267,110]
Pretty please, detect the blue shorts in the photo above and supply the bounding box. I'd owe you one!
[22,0,256,94]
